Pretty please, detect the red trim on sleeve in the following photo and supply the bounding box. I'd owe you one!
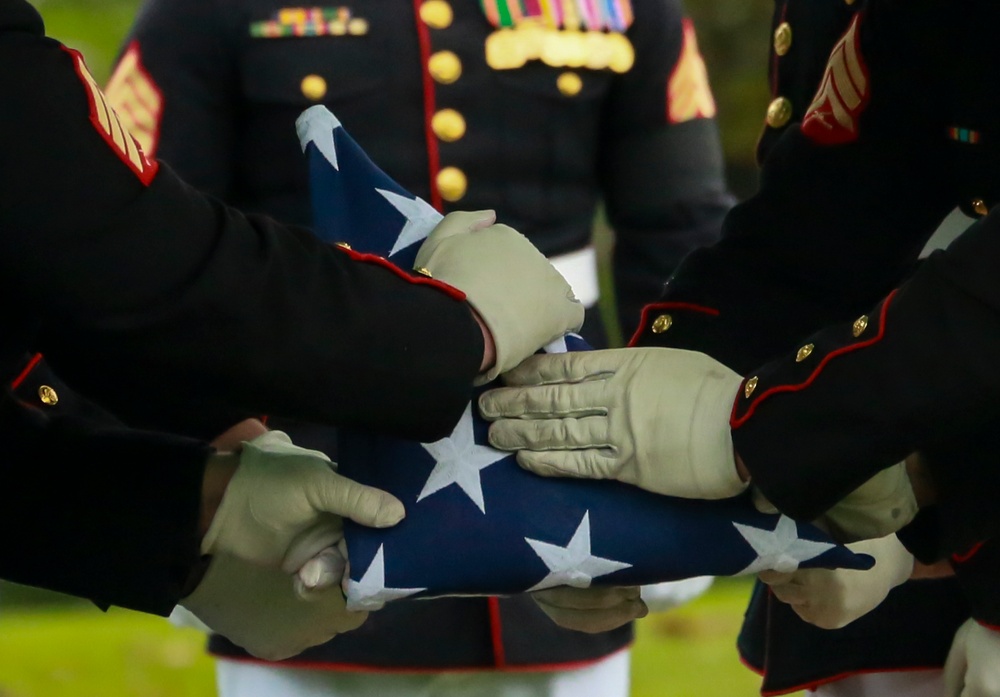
[952,541,985,564]
[10,353,43,390]
[731,289,897,429]
[627,302,720,347]
[976,619,1000,632]
[412,0,444,212]
[337,245,466,301]
[62,46,159,186]
[487,597,507,668]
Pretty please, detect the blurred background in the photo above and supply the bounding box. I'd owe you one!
[3,1,777,695]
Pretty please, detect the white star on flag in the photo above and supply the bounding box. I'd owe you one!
[345,544,426,611]
[296,106,342,170]
[734,515,835,575]
[417,403,508,513]
[380,189,442,257]
[525,511,632,591]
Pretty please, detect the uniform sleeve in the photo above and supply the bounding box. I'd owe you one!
[730,215,1000,535]
[631,3,956,373]
[950,540,1000,630]
[106,0,237,197]
[1,356,210,615]
[0,27,482,443]
[600,2,731,335]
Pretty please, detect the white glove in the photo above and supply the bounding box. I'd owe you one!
[180,552,366,661]
[532,586,647,634]
[820,462,918,542]
[202,431,404,571]
[480,347,747,499]
[944,619,1000,697]
[759,534,913,630]
[415,211,584,383]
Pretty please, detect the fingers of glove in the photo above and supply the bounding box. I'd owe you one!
[494,351,621,389]
[944,622,973,697]
[516,448,617,482]
[535,596,648,633]
[307,470,406,529]
[752,487,779,514]
[282,518,344,574]
[414,210,497,266]
[480,379,609,421]
[533,586,641,611]
[757,570,797,586]
[295,546,347,597]
[487,415,608,452]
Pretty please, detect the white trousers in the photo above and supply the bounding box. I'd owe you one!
[809,670,944,697]
[216,648,630,697]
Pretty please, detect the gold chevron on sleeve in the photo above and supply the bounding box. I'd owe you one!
[802,15,869,144]
[105,42,163,158]
[66,47,158,184]
[667,18,717,124]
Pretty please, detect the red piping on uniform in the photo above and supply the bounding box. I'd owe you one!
[62,46,159,186]
[337,245,465,301]
[952,541,985,564]
[412,0,444,212]
[976,619,1000,632]
[731,289,897,429]
[488,597,507,667]
[754,665,945,697]
[212,644,633,674]
[627,302,720,347]
[11,353,43,390]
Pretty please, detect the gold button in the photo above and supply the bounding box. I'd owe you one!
[773,22,792,56]
[301,74,328,101]
[415,267,433,278]
[335,241,352,250]
[795,343,814,362]
[431,109,466,142]
[852,315,869,337]
[766,97,793,129]
[972,199,989,216]
[38,385,59,406]
[845,0,856,4]
[744,376,759,399]
[347,17,369,35]
[557,71,583,97]
[420,0,453,29]
[436,167,467,202]
[428,51,462,84]
[651,314,673,334]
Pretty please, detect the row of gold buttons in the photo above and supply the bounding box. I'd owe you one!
[743,313,869,399]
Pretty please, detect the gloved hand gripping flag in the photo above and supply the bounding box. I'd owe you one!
[296,106,873,611]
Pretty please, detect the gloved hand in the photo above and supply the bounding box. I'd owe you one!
[180,551,367,661]
[759,534,913,630]
[944,619,1000,697]
[820,462,918,541]
[480,347,748,499]
[533,586,647,633]
[415,211,584,383]
[202,431,404,571]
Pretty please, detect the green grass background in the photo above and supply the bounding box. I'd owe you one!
[0,578,769,697]
[5,3,784,695]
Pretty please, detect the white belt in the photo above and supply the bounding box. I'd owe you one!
[548,246,599,308]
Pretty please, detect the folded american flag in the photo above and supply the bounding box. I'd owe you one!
[295,106,873,611]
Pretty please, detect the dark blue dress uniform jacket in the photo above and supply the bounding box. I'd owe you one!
[109,0,732,672]
[0,0,484,616]
[632,0,1000,691]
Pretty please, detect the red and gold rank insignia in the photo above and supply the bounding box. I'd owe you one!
[667,18,717,124]
[105,42,164,160]
[65,46,158,185]
[801,14,870,145]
